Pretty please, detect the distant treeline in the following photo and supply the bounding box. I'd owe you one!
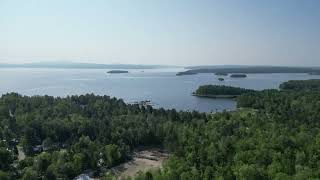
[280,79,320,91]
[0,62,174,69]
[177,66,320,76]
[107,70,129,74]
[215,72,228,76]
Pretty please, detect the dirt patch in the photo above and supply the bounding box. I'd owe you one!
[17,146,26,161]
[111,148,169,179]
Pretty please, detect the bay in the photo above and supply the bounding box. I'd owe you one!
[0,68,319,112]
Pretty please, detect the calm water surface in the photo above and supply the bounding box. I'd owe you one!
[0,68,319,112]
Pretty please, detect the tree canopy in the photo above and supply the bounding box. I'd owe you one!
[194,85,255,97]
[279,79,320,91]
[1,79,320,179]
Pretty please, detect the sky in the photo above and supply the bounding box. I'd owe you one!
[0,0,320,66]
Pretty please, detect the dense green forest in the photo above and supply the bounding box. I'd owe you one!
[1,79,320,179]
[279,79,320,91]
[0,93,207,179]
[194,85,255,97]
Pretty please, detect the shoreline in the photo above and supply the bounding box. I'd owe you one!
[192,93,239,99]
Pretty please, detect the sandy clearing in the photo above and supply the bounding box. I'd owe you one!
[111,148,169,179]
[17,146,26,161]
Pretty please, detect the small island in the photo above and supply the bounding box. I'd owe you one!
[218,78,224,81]
[176,71,197,76]
[230,74,247,78]
[107,70,129,74]
[215,72,228,76]
[193,85,255,98]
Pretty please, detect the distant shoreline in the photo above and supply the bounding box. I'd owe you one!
[192,93,238,99]
[0,63,179,70]
[107,70,129,74]
[176,66,320,76]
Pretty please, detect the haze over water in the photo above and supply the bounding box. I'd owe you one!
[1,68,319,112]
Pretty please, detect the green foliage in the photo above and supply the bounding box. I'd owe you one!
[0,171,10,180]
[137,81,320,179]
[1,79,320,179]
[33,152,51,174]
[0,93,205,179]
[0,147,13,170]
[195,85,254,96]
[279,79,320,91]
[22,167,38,180]
[101,172,117,180]
[102,144,122,167]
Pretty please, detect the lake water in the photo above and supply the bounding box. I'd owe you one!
[0,68,319,112]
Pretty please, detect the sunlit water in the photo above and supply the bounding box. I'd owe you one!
[0,68,319,112]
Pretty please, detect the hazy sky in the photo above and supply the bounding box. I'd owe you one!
[1,0,320,66]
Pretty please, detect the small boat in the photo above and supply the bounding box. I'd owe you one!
[218,78,224,81]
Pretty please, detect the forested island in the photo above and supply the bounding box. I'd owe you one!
[176,66,320,76]
[176,71,197,76]
[1,80,320,179]
[107,70,129,74]
[230,74,247,78]
[193,85,255,98]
